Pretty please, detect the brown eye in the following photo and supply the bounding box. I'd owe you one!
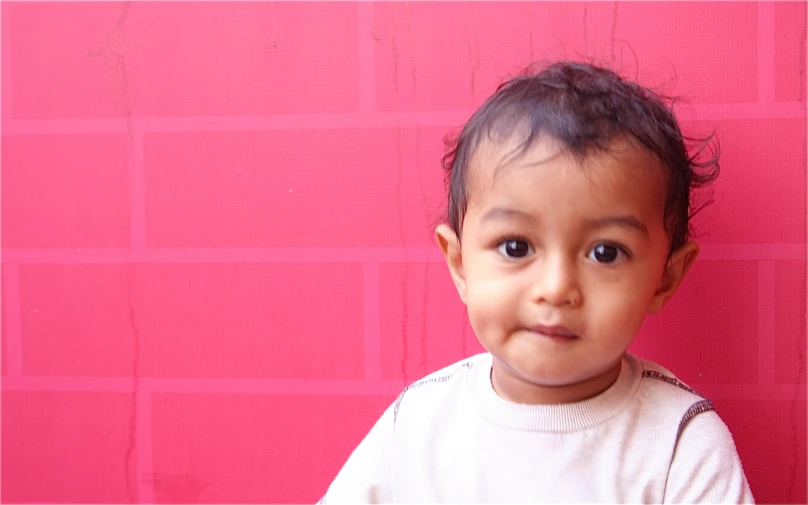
[588,244,625,264]
[498,240,532,258]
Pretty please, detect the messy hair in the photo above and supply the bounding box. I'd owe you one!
[441,61,720,253]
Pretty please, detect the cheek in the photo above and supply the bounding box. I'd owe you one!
[465,275,518,327]
[587,287,652,338]
[590,261,663,306]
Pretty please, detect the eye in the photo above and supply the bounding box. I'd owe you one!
[497,239,533,259]
[587,243,627,264]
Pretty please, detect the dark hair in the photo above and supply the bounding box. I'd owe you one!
[441,61,719,253]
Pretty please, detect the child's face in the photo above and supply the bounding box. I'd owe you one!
[437,135,699,404]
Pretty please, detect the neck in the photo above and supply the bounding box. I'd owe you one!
[490,359,623,405]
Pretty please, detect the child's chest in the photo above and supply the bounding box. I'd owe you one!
[387,412,675,503]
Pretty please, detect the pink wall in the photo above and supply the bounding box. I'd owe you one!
[1,1,805,503]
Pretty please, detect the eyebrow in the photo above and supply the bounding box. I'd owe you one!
[479,207,649,237]
[478,207,538,225]
[585,216,649,236]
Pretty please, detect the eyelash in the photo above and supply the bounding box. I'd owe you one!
[587,242,631,264]
[494,237,632,263]
[497,235,528,247]
[494,235,533,260]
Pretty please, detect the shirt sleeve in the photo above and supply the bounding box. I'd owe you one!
[664,409,755,504]
[317,401,396,504]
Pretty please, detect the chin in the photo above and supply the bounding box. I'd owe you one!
[511,360,585,387]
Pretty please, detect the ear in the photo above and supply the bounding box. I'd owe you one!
[435,224,467,304]
[647,241,700,314]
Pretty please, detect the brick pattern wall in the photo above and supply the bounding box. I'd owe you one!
[2,2,806,503]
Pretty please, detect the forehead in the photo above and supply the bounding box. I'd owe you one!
[466,134,668,214]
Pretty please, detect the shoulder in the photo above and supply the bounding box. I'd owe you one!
[665,409,754,502]
[629,355,717,441]
[392,353,487,425]
[627,357,754,502]
[635,356,712,405]
[636,356,704,399]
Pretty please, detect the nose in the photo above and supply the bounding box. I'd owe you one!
[529,253,582,307]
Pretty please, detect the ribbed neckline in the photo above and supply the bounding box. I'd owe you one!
[468,353,642,432]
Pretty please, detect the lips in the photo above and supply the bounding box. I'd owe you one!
[529,324,579,339]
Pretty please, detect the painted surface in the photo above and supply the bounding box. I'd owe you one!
[1,2,805,503]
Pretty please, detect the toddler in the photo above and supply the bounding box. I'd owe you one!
[320,61,754,504]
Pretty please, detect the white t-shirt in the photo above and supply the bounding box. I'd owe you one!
[320,353,754,503]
